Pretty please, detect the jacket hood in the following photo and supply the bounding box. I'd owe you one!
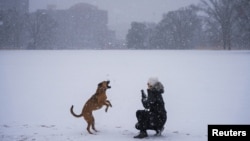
[148,77,159,86]
[153,82,164,93]
[148,77,164,93]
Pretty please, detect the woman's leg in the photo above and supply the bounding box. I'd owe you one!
[135,110,149,130]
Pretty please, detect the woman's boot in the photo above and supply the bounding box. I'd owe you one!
[134,130,148,139]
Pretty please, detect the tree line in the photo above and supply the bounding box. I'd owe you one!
[126,0,250,50]
[0,0,249,50]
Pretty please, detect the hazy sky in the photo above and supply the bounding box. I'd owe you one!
[30,0,200,39]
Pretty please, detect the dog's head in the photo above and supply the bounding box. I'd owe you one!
[98,80,111,90]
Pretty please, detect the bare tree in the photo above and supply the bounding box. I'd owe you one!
[201,0,237,50]
[126,22,147,49]
[152,5,201,49]
[234,0,250,49]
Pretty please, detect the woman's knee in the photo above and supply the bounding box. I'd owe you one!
[136,110,146,118]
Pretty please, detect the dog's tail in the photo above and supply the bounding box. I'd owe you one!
[70,105,82,118]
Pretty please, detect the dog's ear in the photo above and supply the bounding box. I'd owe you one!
[98,82,102,87]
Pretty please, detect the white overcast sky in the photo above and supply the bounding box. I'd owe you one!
[29,0,200,39]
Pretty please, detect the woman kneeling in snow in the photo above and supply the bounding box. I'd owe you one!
[134,77,167,139]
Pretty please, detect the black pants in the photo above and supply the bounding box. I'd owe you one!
[135,110,167,131]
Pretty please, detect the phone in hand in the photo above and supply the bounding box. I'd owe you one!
[141,90,146,98]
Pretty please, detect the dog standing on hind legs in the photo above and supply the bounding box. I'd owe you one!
[70,80,112,134]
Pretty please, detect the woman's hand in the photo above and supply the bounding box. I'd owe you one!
[141,89,146,99]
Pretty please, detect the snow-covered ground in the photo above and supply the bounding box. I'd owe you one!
[0,50,250,141]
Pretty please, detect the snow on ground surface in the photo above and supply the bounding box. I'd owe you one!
[0,50,250,141]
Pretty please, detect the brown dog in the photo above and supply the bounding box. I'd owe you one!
[70,80,112,134]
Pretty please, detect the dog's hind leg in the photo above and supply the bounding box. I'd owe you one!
[86,121,93,134]
[91,117,98,132]
[85,113,98,134]
[84,113,94,134]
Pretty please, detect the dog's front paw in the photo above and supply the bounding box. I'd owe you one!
[106,100,112,107]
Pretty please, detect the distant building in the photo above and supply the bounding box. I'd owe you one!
[0,0,29,49]
[31,3,116,49]
[0,1,116,49]
[0,0,29,14]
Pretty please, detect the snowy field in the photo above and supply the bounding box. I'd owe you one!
[0,50,250,141]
